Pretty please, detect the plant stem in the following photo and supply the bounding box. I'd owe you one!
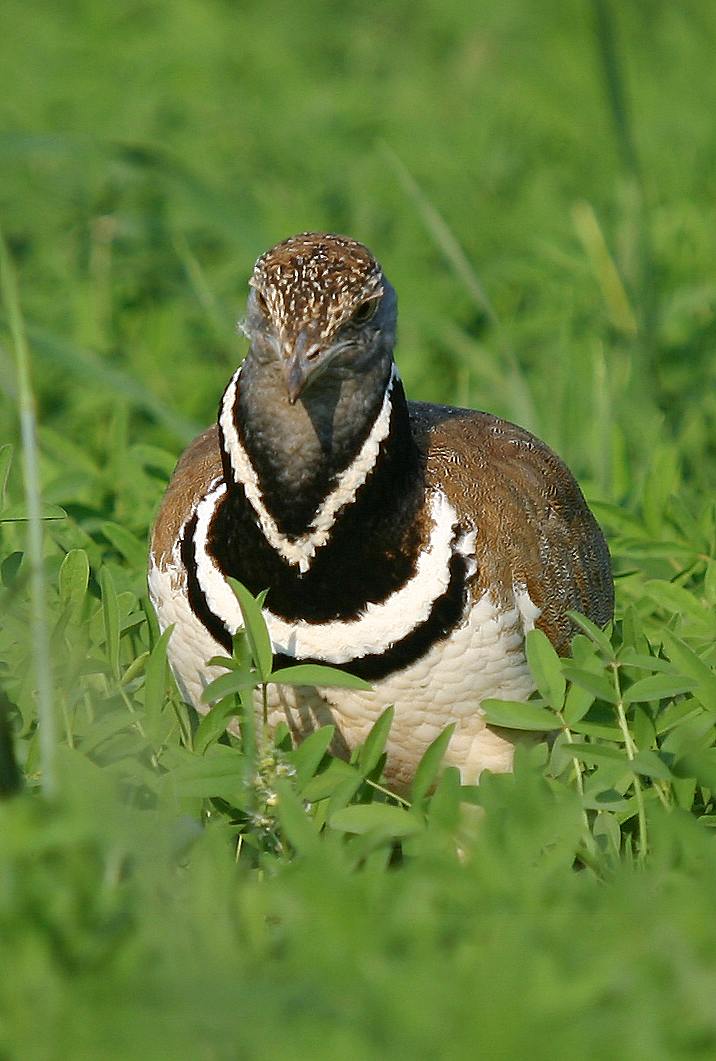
[610,662,647,859]
[0,224,56,798]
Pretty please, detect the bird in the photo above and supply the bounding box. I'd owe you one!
[149,232,613,788]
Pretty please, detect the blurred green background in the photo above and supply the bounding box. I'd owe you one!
[3,0,715,494]
[2,2,716,1059]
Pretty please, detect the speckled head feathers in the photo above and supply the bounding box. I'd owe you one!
[250,232,385,340]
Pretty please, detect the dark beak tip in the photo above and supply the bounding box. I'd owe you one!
[283,354,307,404]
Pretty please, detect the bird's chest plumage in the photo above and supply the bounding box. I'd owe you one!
[152,479,538,787]
[204,458,421,626]
[182,462,477,667]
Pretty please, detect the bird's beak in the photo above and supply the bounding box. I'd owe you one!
[281,328,324,404]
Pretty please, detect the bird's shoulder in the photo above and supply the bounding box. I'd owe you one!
[407,400,613,649]
[150,425,223,569]
[408,399,572,496]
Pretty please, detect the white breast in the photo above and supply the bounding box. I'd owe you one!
[150,541,540,785]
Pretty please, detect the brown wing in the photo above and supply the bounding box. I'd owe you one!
[409,402,614,654]
[149,425,223,569]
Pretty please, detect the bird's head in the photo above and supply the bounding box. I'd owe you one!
[241,232,397,404]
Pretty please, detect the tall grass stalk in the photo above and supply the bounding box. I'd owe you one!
[592,0,657,381]
[380,143,540,433]
[380,142,498,326]
[0,223,56,797]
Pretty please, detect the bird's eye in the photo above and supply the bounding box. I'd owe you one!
[351,298,378,325]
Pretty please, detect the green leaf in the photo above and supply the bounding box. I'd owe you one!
[643,579,714,626]
[569,719,623,741]
[666,494,707,549]
[232,630,254,672]
[193,698,241,755]
[163,746,246,799]
[588,501,644,536]
[622,674,697,705]
[620,604,650,655]
[201,669,259,704]
[228,578,273,681]
[566,611,614,659]
[481,698,557,731]
[236,687,258,763]
[655,697,703,737]
[0,686,21,797]
[143,627,172,745]
[411,724,456,804]
[616,539,699,562]
[120,650,150,688]
[101,520,147,569]
[583,792,634,813]
[592,809,623,854]
[38,424,101,477]
[705,560,716,605]
[562,681,594,726]
[289,726,335,790]
[428,766,462,832]
[525,628,565,709]
[301,758,359,802]
[274,779,321,855]
[1,551,22,587]
[0,502,66,522]
[673,750,716,791]
[565,742,629,767]
[629,750,673,782]
[660,629,716,712]
[100,565,121,681]
[77,709,142,756]
[206,654,241,671]
[617,650,674,674]
[324,772,365,818]
[561,665,618,704]
[270,663,370,690]
[358,706,394,775]
[329,802,424,839]
[58,548,89,615]
[130,442,180,478]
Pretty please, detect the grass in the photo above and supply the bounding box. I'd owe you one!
[2,0,716,1057]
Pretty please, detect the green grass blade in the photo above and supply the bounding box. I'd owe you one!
[0,222,56,796]
[101,521,151,570]
[411,724,456,805]
[380,144,498,325]
[14,321,202,444]
[274,778,322,856]
[100,566,121,682]
[201,670,259,704]
[58,549,90,616]
[288,726,335,791]
[227,578,273,682]
[143,627,172,747]
[193,699,241,755]
[0,443,12,512]
[357,705,394,776]
[525,628,566,710]
[329,802,424,840]
[481,699,557,731]
[566,612,614,660]
[270,663,370,690]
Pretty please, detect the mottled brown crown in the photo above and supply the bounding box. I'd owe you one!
[250,232,385,340]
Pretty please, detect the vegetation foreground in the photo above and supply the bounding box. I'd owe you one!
[2,1,716,1058]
